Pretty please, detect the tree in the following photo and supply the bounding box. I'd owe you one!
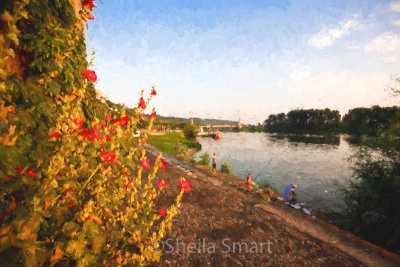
[183,123,199,139]
[337,79,400,251]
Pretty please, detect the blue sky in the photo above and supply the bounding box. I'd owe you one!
[87,0,400,123]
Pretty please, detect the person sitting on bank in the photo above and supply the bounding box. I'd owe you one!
[211,153,217,173]
[246,173,253,191]
[283,184,297,204]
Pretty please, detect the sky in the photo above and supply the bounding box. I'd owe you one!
[86,0,400,124]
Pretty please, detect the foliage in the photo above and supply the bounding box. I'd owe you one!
[0,1,187,266]
[337,148,400,250]
[198,152,210,166]
[239,125,265,132]
[148,132,201,158]
[220,162,233,174]
[183,123,199,139]
[153,116,237,130]
[264,109,341,133]
[342,105,400,136]
[335,82,400,251]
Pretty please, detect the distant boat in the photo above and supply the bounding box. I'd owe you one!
[210,131,220,140]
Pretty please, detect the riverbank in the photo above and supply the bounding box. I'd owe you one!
[145,144,400,266]
[148,132,201,163]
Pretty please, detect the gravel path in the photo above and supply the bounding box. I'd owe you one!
[145,145,400,267]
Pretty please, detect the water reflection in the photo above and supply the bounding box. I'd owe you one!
[194,132,361,211]
[269,133,340,145]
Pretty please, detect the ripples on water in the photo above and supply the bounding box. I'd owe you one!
[193,132,361,210]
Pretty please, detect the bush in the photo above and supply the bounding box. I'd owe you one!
[183,123,199,139]
[220,162,233,174]
[185,138,202,150]
[198,152,210,166]
[337,147,400,250]
[0,2,188,266]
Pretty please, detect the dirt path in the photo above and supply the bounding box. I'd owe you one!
[145,145,400,266]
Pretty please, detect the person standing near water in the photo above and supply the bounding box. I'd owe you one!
[212,153,217,173]
[246,173,252,191]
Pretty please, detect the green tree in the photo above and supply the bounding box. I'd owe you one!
[183,123,199,139]
[336,79,400,251]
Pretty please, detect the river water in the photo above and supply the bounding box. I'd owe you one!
[193,132,361,210]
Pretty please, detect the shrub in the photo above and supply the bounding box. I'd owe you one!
[220,162,233,174]
[336,148,400,251]
[185,138,202,150]
[0,1,189,266]
[198,152,210,166]
[183,123,199,139]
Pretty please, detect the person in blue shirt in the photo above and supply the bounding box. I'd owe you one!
[211,153,217,173]
[283,184,297,204]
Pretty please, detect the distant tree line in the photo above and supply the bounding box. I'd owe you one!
[152,116,237,130]
[342,106,400,135]
[263,106,400,135]
[264,108,341,134]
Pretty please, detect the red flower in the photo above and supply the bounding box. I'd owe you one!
[27,171,36,177]
[57,74,61,80]
[142,158,151,169]
[124,181,131,189]
[85,216,91,221]
[104,134,110,142]
[73,119,83,127]
[104,115,112,120]
[109,129,116,133]
[150,111,156,118]
[159,209,166,217]
[69,201,75,209]
[90,126,100,142]
[157,180,166,189]
[16,165,24,174]
[154,157,166,169]
[139,97,146,109]
[96,109,99,114]
[83,0,95,11]
[179,179,191,192]
[4,176,11,182]
[67,188,72,193]
[69,90,73,95]
[80,127,90,141]
[89,14,94,20]
[151,89,157,95]
[160,158,167,169]
[83,70,97,82]
[102,151,118,163]
[50,131,60,139]
[121,114,129,127]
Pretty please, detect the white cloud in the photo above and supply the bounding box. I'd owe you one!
[390,1,400,12]
[392,20,400,26]
[309,19,360,49]
[345,44,361,50]
[383,55,398,63]
[364,32,400,53]
[290,70,311,80]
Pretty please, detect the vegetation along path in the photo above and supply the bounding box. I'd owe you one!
[145,145,400,266]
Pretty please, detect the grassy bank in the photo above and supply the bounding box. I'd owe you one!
[148,132,201,160]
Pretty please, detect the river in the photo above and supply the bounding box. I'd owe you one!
[193,132,362,211]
